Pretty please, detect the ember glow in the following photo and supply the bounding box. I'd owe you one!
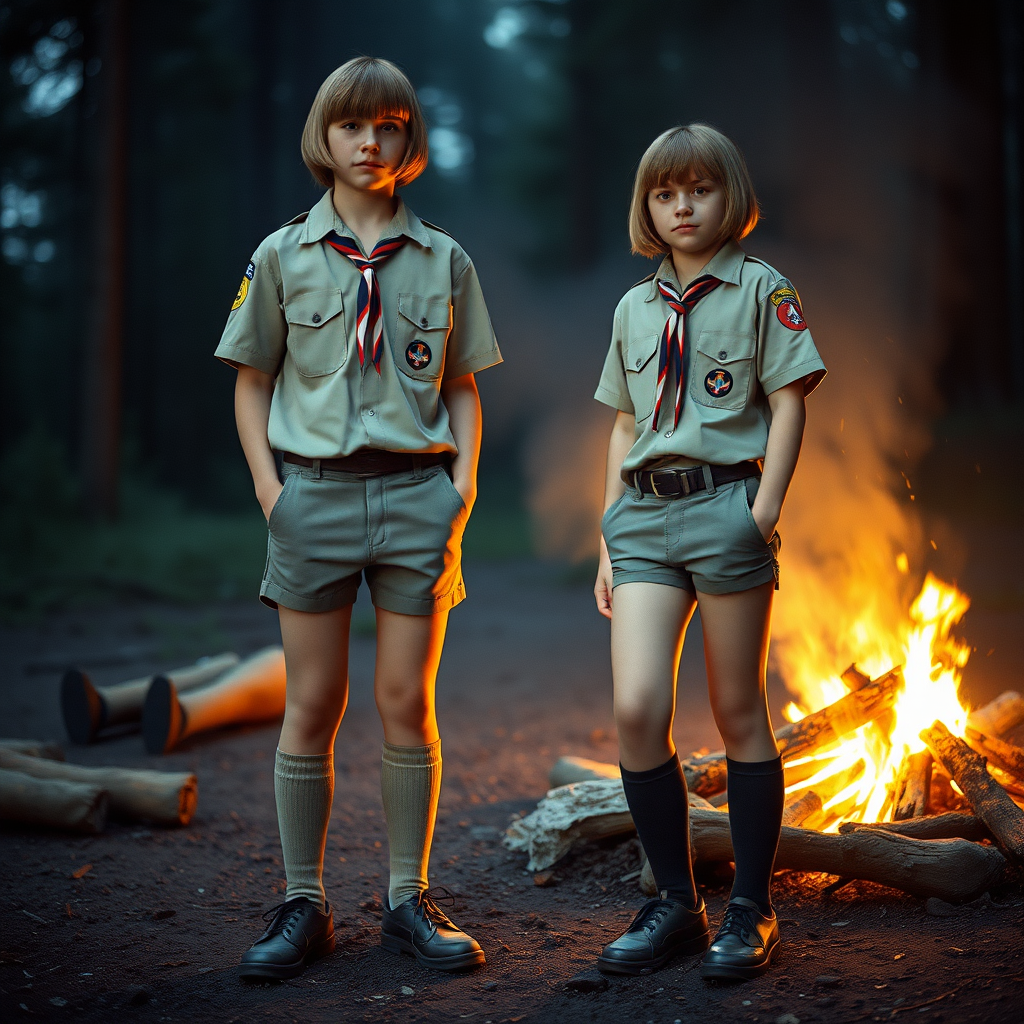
[780,570,971,831]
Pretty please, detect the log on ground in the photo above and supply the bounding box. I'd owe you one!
[921,720,1024,862]
[0,749,196,826]
[0,767,107,833]
[838,812,991,842]
[0,739,64,760]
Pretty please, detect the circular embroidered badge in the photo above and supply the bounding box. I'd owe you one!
[406,340,432,370]
[704,368,733,397]
[231,261,255,311]
[776,299,806,330]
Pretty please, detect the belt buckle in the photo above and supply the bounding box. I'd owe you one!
[649,472,664,498]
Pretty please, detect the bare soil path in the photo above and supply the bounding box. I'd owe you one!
[2,559,1022,1024]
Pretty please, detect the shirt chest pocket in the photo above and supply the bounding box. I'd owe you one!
[393,293,452,382]
[689,330,756,412]
[284,289,346,377]
[624,334,659,422]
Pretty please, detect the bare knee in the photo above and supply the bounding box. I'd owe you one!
[376,678,433,741]
[281,697,345,752]
[614,697,672,764]
[710,692,774,755]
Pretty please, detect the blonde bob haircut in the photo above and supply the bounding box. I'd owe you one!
[301,57,428,190]
[629,124,759,258]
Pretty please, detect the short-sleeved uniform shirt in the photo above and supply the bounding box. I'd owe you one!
[595,240,826,481]
[215,190,502,458]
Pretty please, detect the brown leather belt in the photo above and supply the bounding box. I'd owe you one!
[281,450,451,476]
[634,462,760,497]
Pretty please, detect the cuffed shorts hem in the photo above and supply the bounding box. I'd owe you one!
[611,568,696,591]
[369,578,466,616]
[692,564,778,595]
[259,578,360,613]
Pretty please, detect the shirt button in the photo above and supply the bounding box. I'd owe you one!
[420,317,429,327]
[367,409,375,416]
[665,430,673,438]
[312,312,321,324]
[718,350,727,359]
[635,358,642,367]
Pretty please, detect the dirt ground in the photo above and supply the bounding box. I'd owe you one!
[2,555,1023,1024]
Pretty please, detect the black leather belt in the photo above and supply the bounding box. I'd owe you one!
[282,450,450,476]
[634,462,760,497]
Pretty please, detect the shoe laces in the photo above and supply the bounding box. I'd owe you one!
[418,885,457,926]
[717,901,762,941]
[629,898,673,934]
[260,897,309,938]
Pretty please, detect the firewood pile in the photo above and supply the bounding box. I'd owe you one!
[505,673,1024,906]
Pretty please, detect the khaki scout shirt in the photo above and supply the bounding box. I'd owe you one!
[595,240,825,480]
[215,190,501,458]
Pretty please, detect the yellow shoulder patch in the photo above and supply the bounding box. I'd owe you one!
[231,261,256,311]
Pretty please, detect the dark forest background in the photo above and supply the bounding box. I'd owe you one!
[1,0,1022,615]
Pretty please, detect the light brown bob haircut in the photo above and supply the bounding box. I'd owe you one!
[301,57,428,190]
[629,124,760,258]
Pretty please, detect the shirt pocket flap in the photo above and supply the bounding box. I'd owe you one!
[626,334,659,373]
[398,294,453,331]
[284,289,344,328]
[694,329,755,364]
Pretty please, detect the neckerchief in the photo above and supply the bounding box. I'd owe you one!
[325,231,406,373]
[653,275,723,429]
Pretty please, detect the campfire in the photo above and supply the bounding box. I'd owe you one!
[506,571,1024,904]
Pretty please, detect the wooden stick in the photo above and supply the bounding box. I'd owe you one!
[965,727,1024,783]
[967,691,1024,739]
[782,790,823,828]
[892,749,933,820]
[921,720,1024,861]
[61,652,240,744]
[0,768,107,833]
[839,812,991,842]
[0,739,64,760]
[0,749,196,826]
[142,647,286,755]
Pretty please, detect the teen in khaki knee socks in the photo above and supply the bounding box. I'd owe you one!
[216,57,501,982]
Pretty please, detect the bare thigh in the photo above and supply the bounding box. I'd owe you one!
[697,581,778,761]
[278,604,353,755]
[610,582,697,772]
[373,607,450,747]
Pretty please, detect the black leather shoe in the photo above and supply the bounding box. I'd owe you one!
[238,897,335,981]
[700,897,780,980]
[597,897,710,975]
[380,887,485,971]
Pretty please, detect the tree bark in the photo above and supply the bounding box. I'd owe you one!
[0,768,107,833]
[0,739,64,760]
[892,749,933,820]
[967,690,1024,739]
[838,811,991,842]
[965,726,1024,783]
[921,719,1024,861]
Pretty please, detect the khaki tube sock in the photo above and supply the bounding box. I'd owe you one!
[274,748,334,911]
[381,740,442,909]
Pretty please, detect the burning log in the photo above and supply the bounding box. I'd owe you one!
[0,767,107,834]
[782,790,823,828]
[0,749,196,826]
[839,812,992,842]
[142,646,286,754]
[549,756,620,788]
[892,750,933,820]
[681,667,903,797]
[61,652,240,744]
[967,690,1024,739]
[921,720,1024,862]
[0,739,64,760]
[964,728,1024,783]
[505,780,1007,902]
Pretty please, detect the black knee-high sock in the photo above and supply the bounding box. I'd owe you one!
[619,754,698,908]
[726,755,784,915]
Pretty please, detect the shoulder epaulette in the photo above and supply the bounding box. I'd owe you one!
[279,210,310,228]
[630,272,656,290]
[418,218,456,240]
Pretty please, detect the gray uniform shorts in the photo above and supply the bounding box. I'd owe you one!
[260,461,467,616]
[602,474,780,595]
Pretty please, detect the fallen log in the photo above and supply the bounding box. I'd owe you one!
[0,749,196,826]
[839,812,991,843]
[892,749,933,820]
[0,739,64,760]
[782,790,823,828]
[61,652,240,744]
[0,767,107,833]
[682,667,903,797]
[504,780,1007,902]
[549,756,620,788]
[921,720,1024,862]
[967,690,1024,739]
[142,646,286,755]
[965,727,1024,783]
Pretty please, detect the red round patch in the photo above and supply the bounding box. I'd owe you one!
[776,299,806,331]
